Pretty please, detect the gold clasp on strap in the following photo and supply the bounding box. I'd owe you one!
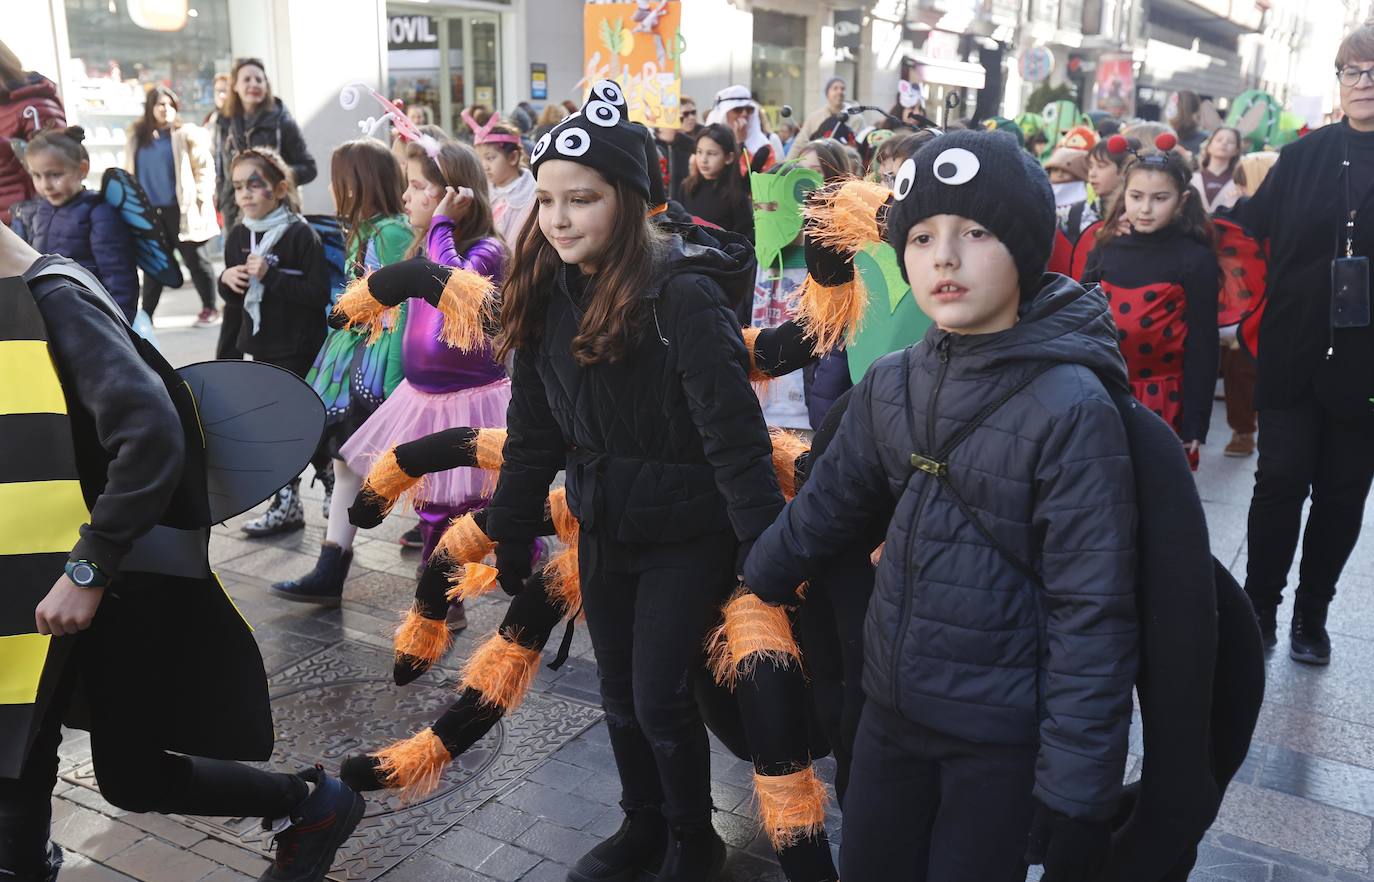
[910,453,947,476]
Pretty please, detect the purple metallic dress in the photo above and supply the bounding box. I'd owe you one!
[341,219,510,561]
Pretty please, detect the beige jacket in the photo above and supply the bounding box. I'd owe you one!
[124,122,220,242]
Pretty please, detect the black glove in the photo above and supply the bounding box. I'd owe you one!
[803,231,854,288]
[348,485,390,529]
[364,257,451,308]
[751,321,817,378]
[394,427,479,477]
[327,308,351,330]
[495,540,533,596]
[1024,803,1112,882]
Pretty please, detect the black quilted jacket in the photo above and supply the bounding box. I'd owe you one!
[746,275,1140,820]
[486,233,783,545]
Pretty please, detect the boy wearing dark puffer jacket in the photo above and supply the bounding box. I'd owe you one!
[745,129,1139,881]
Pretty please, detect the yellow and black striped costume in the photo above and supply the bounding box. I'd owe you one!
[0,275,90,778]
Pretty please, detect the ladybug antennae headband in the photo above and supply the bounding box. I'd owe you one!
[1107,131,1178,169]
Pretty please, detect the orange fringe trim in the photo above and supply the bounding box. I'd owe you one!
[770,429,811,501]
[707,589,802,689]
[754,766,830,850]
[474,428,507,472]
[362,448,426,515]
[802,179,890,254]
[333,275,395,344]
[446,562,499,602]
[795,275,866,356]
[547,488,578,544]
[374,727,451,802]
[544,544,582,617]
[460,630,542,711]
[394,608,453,665]
[741,326,771,385]
[435,513,495,565]
[435,268,497,352]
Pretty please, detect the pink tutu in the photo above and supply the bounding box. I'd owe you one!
[341,376,511,510]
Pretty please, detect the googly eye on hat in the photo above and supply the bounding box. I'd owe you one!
[585,100,622,128]
[931,147,980,185]
[531,132,551,163]
[555,127,591,157]
[591,79,626,107]
[892,157,917,201]
[528,77,651,200]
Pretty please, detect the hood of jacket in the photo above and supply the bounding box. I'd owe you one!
[0,73,59,104]
[648,226,757,311]
[920,271,1131,395]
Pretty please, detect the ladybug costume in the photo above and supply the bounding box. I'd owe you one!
[1083,225,1219,441]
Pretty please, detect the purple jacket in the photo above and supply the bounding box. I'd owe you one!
[13,190,139,321]
[404,221,506,392]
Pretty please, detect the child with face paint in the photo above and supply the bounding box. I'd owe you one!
[746,130,1139,880]
[219,147,332,537]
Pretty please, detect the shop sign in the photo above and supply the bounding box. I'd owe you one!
[1094,53,1134,118]
[834,9,863,52]
[1018,46,1054,83]
[581,1,684,127]
[389,15,439,50]
[531,63,548,101]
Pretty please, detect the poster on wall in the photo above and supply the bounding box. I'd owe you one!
[1094,54,1134,118]
[581,1,684,127]
[531,63,549,100]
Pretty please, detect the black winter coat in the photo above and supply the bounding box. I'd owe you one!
[486,233,783,546]
[11,190,139,320]
[218,220,329,362]
[214,98,317,230]
[746,275,1140,821]
[1228,121,1374,419]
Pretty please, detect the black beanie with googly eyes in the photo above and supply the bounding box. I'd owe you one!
[530,79,652,201]
[884,129,1056,298]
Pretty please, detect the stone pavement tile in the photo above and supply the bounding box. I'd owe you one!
[1214,833,1353,877]
[208,532,265,567]
[105,836,221,882]
[49,800,144,862]
[189,838,268,876]
[199,869,254,882]
[49,850,138,882]
[526,758,595,793]
[520,859,575,882]
[583,804,628,838]
[471,843,543,882]
[58,782,123,816]
[719,849,788,881]
[713,811,762,849]
[426,824,503,871]
[712,778,754,814]
[1249,703,1374,774]
[350,538,431,579]
[570,769,624,807]
[226,545,324,582]
[513,819,600,862]
[1211,783,1372,873]
[462,801,540,842]
[1259,632,1374,729]
[498,782,606,830]
[382,851,489,882]
[1258,744,1374,816]
[1202,499,1252,565]
[1189,841,1276,881]
[547,738,617,775]
[117,812,207,848]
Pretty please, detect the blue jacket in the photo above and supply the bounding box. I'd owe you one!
[12,191,139,320]
[746,275,1140,821]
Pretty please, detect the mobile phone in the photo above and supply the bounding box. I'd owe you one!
[1331,255,1371,328]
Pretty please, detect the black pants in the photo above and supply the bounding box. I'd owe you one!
[1245,397,1374,609]
[217,302,245,359]
[841,702,1036,882]
[141,205,216,316]
[579,529,734,829]
[795,547,872,806]
[0,629,302,876]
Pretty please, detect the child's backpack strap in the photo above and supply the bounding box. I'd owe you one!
[901,346,1056,583]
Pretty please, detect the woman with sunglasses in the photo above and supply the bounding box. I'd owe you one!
[660,97,703,201]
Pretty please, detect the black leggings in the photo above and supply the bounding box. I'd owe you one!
[841,702,1037,882]
[578,530,735,829]
[0,635,302,875]
[141,205,216,316]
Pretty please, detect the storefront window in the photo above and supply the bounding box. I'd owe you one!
[63,0,232,182]
[752,9,808,124]
[388,11,442,128]
[389,6,500,133]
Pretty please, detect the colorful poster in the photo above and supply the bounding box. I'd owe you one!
[582,1,684,127]
[1094,54,1134,118]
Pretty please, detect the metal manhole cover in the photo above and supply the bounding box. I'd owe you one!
[64,640,601,880]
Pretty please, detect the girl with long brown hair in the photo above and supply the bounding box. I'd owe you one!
[271,138,415,600]
[485,81,782,882]
[334,136,510,629]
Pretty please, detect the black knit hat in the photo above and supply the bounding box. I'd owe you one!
[530,80,651,200]
[885,129,1056,297]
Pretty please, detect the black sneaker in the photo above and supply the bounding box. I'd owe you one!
[271,543,353,607]
[1290,601,1331,666]
[657,824,726,882]
[1256,602,1278,652]
[398,526,424,549]
[568,805,668,882]
[259,765,365,882]
[2,842,63,882]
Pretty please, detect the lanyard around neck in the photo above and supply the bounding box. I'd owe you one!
[1344,133,1358,257]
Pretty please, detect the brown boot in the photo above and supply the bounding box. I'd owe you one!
[1224,432,1255,457]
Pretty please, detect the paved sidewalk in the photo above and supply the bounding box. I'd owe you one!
[43,286,1374,881]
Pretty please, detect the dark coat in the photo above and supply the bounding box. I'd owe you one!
[214,98,317,230]
[12,190,139,321]
[486,232,783,546]
[1228,121,1374,420]
[746,275,1140,820]
[218,220,329,362]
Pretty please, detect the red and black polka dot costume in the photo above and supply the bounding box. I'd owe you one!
[1082,226,1220,442]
